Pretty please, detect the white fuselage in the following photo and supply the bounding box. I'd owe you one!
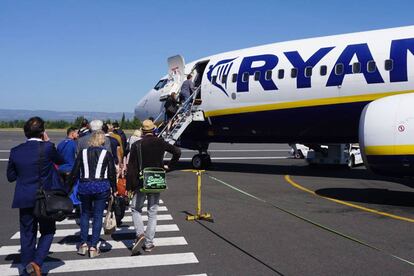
[135,26,414,145]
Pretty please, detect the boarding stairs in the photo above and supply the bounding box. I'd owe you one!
[158,87,203,145]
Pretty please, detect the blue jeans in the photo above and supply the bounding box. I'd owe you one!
[19,208,56,271]
[131,192,160,248]
[79,190,110,247]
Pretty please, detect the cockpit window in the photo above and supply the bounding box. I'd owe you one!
[154,79,168,91]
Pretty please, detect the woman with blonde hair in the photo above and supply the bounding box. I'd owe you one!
[68,130,117,258]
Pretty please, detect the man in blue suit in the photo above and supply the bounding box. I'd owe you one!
[7,117,64,276]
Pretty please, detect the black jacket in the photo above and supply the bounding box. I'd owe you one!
[68,146,117,191]
[126,134,181,191]
[164,95,178,116]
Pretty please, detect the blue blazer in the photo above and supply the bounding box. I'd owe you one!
[7,140,64,209]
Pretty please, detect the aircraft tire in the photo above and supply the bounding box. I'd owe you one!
[191,154,211,169]
[295,150,304,159]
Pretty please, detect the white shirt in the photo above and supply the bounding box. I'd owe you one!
[27,138,43,142]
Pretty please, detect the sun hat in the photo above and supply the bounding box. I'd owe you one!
[141,119,156,133]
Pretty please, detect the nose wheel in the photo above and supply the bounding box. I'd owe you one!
[192,154,211,169]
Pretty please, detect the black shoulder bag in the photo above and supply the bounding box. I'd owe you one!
[33,142,73,221]
[137,140,167,193]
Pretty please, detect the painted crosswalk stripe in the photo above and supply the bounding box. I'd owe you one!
[179,274,208,276]
[104,206,168,214]
[57,214,173,225]
[0,252,199,275]
[145,199,164,204]
[11,224,179,239]
[0,237,188,256]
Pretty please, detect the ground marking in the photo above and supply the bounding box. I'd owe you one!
[284,175,414,223]
[0,156,290,162]
[11,224,180,239]
[180,149,287,152]
[166,157,288,161]
[58,214,172,225]
[0,252,199,275]
[209,173,414,266]
[0,237,187,256]
[104,206,168,214]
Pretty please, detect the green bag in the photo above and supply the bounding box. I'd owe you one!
[140,167,166,193]
[137,141,167,193]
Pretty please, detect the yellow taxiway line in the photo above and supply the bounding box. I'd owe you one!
[284,175,414,223]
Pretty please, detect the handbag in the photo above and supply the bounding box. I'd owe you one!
[136,141,167,193]
[117,177,127,196]
[112,195,127,225]
[103,196,117,234]
[33,142,73,222]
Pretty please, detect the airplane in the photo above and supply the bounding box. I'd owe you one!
[134,25,414,177]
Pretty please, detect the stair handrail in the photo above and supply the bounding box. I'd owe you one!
[153,110,165,123]
[158,86,201,139]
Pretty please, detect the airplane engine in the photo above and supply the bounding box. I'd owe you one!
[359,93,414,176]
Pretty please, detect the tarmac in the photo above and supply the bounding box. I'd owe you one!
[0,130,414,275]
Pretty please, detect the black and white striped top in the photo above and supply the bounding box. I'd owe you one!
[68,147,117,190]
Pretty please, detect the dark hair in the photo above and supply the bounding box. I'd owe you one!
[80,118,89,128]
[148,117,154,121]
[24,117,45,139]
[101,123,109,134]
[112,122,119,128]
[66,126,78,136]
[187,74,192,80]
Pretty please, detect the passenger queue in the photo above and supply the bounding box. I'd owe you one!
[6,116,181,276]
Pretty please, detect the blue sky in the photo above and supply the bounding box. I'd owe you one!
[1,0,413,113]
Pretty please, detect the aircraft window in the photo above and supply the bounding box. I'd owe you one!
[153,79,168,91]
[291,68,298,78]
[367,60,377,73]
[265,70,272,80]
[242,72,249,82]
[352,62,361,73]
[278,69,284,79]
[232,73,238,83]
[254,71,261,81]
[212,76,217,84]
[305,66,312,78]
[320,65,327,76]
[222,75,228,83]
[385,59,393,71]
[335,63,344,75]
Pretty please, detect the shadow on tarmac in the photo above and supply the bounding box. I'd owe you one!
[175,161,413,185]
[173,161,414,208]
[315,188,414,207]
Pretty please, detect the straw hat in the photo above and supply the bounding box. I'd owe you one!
[141,119,156,133]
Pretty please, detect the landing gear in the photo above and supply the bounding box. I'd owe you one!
[348,155,355,168]
[295,150,304,159]
[192,154,211,169]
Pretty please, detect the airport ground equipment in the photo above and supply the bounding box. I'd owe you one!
[305,144,362,167]
[158,87,211,169]
[185,170,213,222]
[159,86,203,143]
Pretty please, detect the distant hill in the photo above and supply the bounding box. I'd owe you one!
[0,109,134,122]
